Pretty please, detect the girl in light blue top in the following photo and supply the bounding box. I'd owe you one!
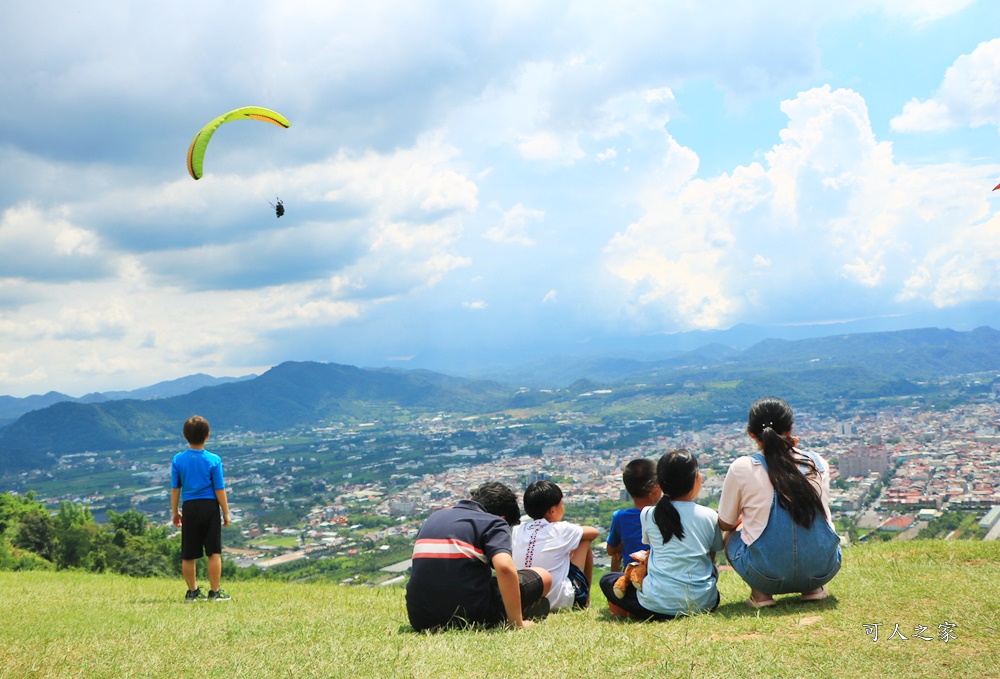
[600,449,723,619]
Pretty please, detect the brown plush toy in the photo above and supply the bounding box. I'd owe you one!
[612,550,649,599]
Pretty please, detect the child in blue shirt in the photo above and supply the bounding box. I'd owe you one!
[600,449,723,619]
[606,458,661,572]
[171,415,231,602]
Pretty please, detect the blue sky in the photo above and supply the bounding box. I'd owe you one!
[1,1,999,396]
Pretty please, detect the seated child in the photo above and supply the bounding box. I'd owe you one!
[599,449,723,619]
[607,458,661,572]
[512,480,599,611]
[406,482,553,631]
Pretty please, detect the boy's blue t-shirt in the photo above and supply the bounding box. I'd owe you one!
[171,449,225,502]
[608,507,648,564]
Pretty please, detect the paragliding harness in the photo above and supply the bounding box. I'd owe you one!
[269,198,285,218]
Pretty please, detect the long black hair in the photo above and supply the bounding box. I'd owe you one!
[652,449,700,544]
[747,397,824,528]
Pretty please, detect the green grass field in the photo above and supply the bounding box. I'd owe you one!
[248,535,300,549]
[1,540,996,678]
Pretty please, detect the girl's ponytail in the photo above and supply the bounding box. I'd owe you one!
[749,398,824,528]
[653,495,684,543]
[652,449,699,544]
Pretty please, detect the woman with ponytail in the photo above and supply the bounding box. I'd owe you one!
[718,397,842,608]
[599,449,723,620]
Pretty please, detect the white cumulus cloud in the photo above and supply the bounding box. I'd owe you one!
[891,38,1000,132]
[604,86,997,331]
[484,203,545,245]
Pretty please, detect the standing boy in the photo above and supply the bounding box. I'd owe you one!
[406,482,552,631]
[512,480,599,611]
[606,458,661,571]
[171,415,231,602]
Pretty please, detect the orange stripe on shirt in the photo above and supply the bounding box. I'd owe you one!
[412,538,487,562]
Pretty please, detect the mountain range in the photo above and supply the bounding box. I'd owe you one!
[0,363,512,470]
[471,325,1000,387]
[0,373,256,426]
[1,326,998,471]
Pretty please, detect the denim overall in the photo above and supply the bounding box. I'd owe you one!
[726,452,842,595]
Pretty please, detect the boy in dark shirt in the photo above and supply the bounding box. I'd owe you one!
[406,482,552,631]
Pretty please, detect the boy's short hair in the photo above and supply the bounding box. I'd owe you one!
[622,458,657,499]
[183,415,210,445]
[523,480,563,520]
[470,482,522,527]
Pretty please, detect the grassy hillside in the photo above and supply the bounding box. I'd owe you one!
[1,540,997,678]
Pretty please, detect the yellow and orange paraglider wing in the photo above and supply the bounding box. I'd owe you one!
[186,106,291,180]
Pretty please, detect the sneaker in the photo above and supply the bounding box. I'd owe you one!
[207,589,232,602]
[184,588,207,603]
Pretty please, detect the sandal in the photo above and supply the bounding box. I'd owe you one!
[747,596,777,609]
[800,588,829,602]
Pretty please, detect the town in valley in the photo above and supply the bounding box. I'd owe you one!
[6,377,1000,583]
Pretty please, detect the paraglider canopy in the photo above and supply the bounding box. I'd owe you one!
[186,106,291,180]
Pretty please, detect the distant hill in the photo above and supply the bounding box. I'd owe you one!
[0,362,513,468]
[0,373,256,425]
[0,391,77,425]
[469,343,742,388]
[727,326,1000,379]
[473,326,1000,386]
[1,326,998,470]
[80,372,258,403]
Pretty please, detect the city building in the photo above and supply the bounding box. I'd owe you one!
[838,444,889,477]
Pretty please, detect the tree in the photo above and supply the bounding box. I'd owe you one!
[0,492,48,537]
[55,522,98,569]
[55,501,92,532]
[116,549,170,577]
[13,510,56,562]
[111,531,173,577]
[107,509,148,537]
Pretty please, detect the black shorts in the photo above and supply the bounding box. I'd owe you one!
[181,498,222,560]
[516,568,545,610]
[486,568,546,624]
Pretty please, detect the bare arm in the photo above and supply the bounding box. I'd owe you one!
[607,543,622,572]
[580,525,600,542]
[215,488,231,527]
[492,552,533,629]
[718,517,739,532]
[171,488,182,527]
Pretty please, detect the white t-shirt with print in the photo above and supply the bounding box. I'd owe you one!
[512,517,584,610]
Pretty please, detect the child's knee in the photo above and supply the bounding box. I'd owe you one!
[531,566,553,595]
[570,542,593,567]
